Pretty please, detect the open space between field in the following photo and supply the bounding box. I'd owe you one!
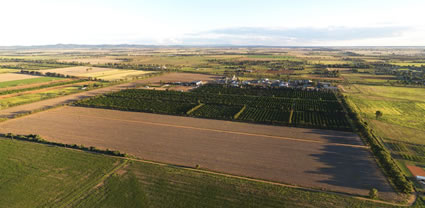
[0,106,396,200]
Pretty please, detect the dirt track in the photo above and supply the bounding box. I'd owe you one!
[0,106,397,200]
[0,73,216,118]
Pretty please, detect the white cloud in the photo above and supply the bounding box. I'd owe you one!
[167,26,421,46]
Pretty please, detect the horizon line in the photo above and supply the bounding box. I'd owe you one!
[1,44,425,48]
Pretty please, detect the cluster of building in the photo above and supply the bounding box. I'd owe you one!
[215,75,337,90]
[167,80,204,87]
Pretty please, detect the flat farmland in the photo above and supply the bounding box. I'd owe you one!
[0,106,397,200]
[59,56,123,64]
[41,66,152,80]
[41,66,112,75]
[134,72,219,85]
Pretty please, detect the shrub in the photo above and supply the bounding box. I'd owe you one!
[369,188,378,199]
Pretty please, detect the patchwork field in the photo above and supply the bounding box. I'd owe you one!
[0,106,398,200]
[59,56,123,64]
[0,78,72,92]
[133,72,219,85]
[41,66,152,81]
[0,73,216,118]
[0,77,63,89]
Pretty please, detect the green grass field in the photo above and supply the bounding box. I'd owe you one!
[342,73,397,84]
[2,137,421,208]
[0,86,84,109]
[353,85,425,102]
[347,85,425,131]
[0,77,62,88]
[348,96,425,130]
[0,138,121,208]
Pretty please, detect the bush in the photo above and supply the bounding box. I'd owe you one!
[369,188,378,199]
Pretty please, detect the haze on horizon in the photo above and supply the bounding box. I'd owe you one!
[1,0,425,46]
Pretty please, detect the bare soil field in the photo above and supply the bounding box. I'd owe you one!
[0,73,42,82]
[0,106,397,200]
[0,73,217,118]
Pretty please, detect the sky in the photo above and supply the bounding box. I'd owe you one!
[1,0,425,46]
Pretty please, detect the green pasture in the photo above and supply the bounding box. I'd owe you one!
[0,77,62,88]
[0,138,121,208]
[0,86,83,109]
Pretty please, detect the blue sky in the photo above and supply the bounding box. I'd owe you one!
[1,0,424,46]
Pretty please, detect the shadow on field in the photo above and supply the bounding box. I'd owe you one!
[307,143,395,198]
[308,129,364,146]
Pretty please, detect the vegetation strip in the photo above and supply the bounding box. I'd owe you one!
[233,104,246,119]
[186,103,204,115]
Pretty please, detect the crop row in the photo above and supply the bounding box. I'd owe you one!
[291,111,351,129]
[398,153,425,163]
[192,85,337,100]
[238,108,290,125]
[78,96,196,115]
[190,104,242,120]
[386,142,409,153]
[107,89,343,112]
[76,89,350,131]
[386,142,425,157]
